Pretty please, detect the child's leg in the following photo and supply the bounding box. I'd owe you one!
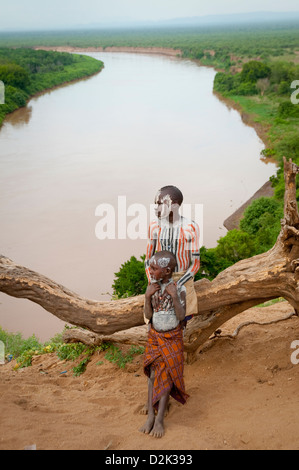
[140,398,171,417]
[139,402,148,415]
[150,391,170,438]
[139,367,156,434]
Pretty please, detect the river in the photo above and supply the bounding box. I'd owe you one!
[0,52,277,341]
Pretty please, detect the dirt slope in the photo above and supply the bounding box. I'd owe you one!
[1,301,299,450]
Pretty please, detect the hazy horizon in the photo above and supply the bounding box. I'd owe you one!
[1,0,299,32]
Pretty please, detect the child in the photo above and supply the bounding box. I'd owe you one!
[139,250,189,438]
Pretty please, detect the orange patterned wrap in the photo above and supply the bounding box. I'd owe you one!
[144,325,189,410]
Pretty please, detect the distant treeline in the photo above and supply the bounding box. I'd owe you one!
[1,24,299,66]
[0,48,103,126]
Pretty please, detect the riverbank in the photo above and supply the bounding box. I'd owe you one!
[223,180,274,230]
[213,90,277,230]
[213,90,272,150]
[213,61,299,208]
[1,300,298,450]
[33,45,183,57]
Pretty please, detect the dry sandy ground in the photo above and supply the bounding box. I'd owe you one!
[1,301,299,451]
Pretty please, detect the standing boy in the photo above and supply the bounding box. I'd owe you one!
[145,185,200,319]
[140,250,189,438]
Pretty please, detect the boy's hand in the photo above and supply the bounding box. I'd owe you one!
[165,282,178,298]
[145,282,160,299]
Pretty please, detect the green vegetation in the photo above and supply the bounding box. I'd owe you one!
[211,56,299,279]
[104,345,145,369]
[0,23,299,58]
[213,55,299,196]
[112,255,148,299]
[0,328,43,360]
[0,47,103,127]
[197,197,283,277]
[0,326,144,375]
[0,327,60,369]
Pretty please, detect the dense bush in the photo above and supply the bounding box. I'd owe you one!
[214,64,261,96]
[269,61,297,89]
[0,48,103,127]
[213,229,256,265]
[0,63,30,89]
[276,133,299,161]
[214,60,299,97]
[112,255,148,298]
[278,101,299,118]
[240,197,282,235]
[3,85,28,107]
[240,60,271,83]
[240,197,283,254]
[194,246,226,281]
[0,327,41,358]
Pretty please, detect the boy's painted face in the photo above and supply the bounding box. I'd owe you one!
[154,191,173,220]
[154,190,180,221]
[149,256,171,282]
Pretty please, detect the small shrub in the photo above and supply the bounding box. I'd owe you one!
[105,345,144,369]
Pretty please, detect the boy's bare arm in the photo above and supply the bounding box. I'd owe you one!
[144,297,153,321]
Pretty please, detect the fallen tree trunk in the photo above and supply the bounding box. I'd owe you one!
[62,325,149,347]
[1,157,299,361]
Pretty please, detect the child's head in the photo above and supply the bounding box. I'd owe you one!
[156,186,183,206]
[154,186,183,221]
[149,250,177,282]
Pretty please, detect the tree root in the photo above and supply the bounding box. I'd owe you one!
[201,311,298,352]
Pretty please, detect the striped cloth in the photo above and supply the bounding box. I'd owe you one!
[144,325,189,409]
[145,216,200,287]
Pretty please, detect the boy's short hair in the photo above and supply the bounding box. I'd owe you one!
[152,250,177,273]
[159,186,183,206]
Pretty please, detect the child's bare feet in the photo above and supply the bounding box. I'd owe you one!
[139,414,155,434]
[150,419,165,438]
